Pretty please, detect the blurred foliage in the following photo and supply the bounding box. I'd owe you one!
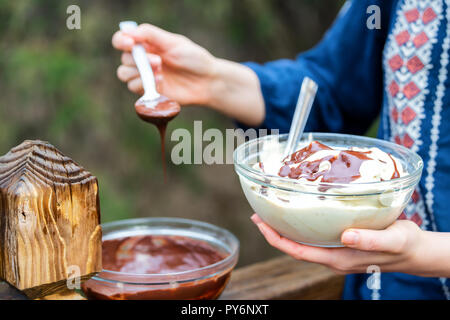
[1,0,348,266]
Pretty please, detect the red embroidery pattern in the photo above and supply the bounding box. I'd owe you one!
[384,1,443,229]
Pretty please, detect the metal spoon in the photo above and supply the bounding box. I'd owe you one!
[282,77,318,160]
[119,20,180,120]
[119,21,180,182]
[119,21,161,108]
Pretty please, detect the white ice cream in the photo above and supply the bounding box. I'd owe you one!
[239,141,413,246]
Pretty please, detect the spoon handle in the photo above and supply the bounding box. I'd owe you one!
[119,21,160,100]
[283,77,318,160]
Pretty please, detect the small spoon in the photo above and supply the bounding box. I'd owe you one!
[282,77,318,160]
[119,21,181,125]
[119,21,181,180]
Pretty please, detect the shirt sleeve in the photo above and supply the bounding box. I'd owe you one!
[242,0,394,134]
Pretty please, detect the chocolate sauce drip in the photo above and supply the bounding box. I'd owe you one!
[388,153,400,179]
[135,96,180,181]
[157,124,167,180]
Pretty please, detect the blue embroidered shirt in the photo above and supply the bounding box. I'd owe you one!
[243,0,450,300]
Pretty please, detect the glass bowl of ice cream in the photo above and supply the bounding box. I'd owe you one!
[234,133,423,247]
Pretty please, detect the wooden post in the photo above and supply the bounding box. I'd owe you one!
[0,140,102,299]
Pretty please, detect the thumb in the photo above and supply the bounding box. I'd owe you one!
[126,23,182,53]
[341,221,413,253]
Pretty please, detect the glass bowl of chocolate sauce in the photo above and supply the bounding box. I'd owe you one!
[82,217,239,300]
[234,133,423,247]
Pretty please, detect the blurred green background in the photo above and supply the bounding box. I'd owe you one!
[0,0,356,267]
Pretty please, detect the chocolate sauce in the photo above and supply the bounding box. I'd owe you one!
[388,153,400,179]
[285,140,332,163]
[258,162,265,172]
[135,96,180,180]
[81,235,232,300]
[102,235,226,274]
[279,141,372,183]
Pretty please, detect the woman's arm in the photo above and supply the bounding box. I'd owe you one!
[113,1,395,132]
[418,230,450,277]
[208,58,265,126]
[112,24,265,126]
[243,0,397,133]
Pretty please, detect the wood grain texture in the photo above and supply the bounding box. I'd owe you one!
[0,140,102,299]
[37,288,86,300]
[220,256,345,300]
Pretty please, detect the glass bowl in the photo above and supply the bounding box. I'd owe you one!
[234,133,423,247]
[81,217,239,300]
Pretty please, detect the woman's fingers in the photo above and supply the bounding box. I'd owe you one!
[112,31,135,51]
[341,220,420,254]
[250,214,413,273]
[113,24,177,97]
[124,23,183,53]
[117,65,163,94]
[117,65,139,83]
[250,214,333,265]
[113,24,182,55]
[250,214,263,224]
[121,52,162,69]
[127,78,144,95]
[117,52,164,93]
[121,52,135,66]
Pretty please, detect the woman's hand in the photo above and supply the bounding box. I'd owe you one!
[251,214,450,277]
[112,23,217,106]
[112,23,265,126]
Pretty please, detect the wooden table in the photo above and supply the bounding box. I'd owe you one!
[221,256,345,300]
[1,256,345,300]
